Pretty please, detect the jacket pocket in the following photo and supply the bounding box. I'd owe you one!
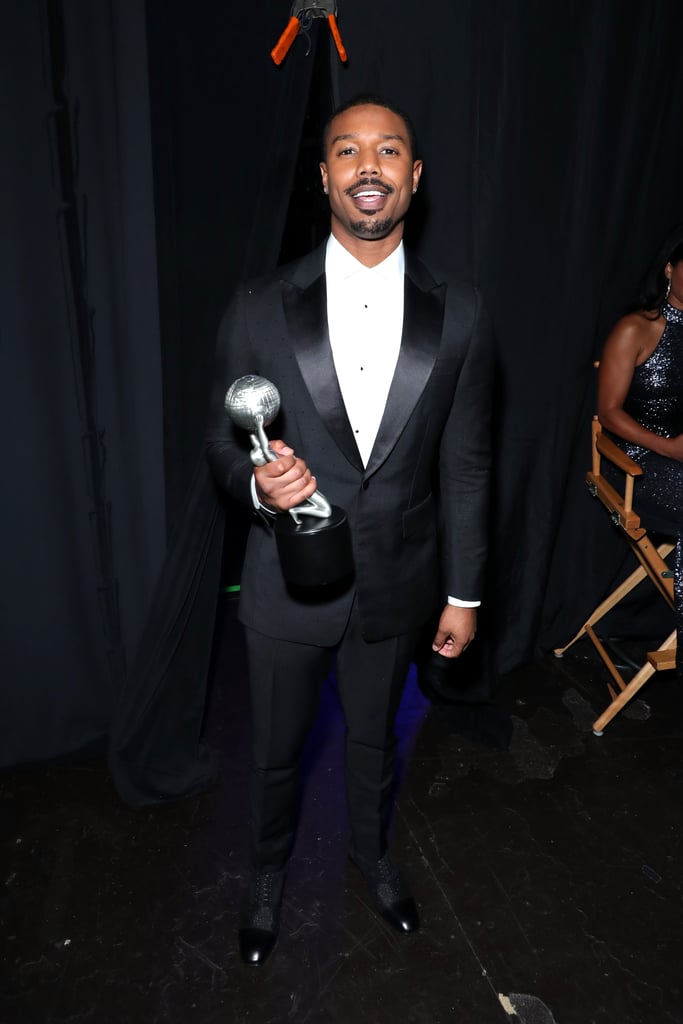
[402,493,435,538]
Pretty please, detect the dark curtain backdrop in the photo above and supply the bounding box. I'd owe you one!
[1,1,164,768]
[144,1,315,535]
[108,0,317,803]
[3,1,683,802]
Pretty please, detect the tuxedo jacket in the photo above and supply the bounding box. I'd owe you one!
[206,242,493,646]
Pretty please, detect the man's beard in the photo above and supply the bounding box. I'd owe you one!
[349,216,394,238]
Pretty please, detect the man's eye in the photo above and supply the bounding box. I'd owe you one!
[338,147,355,156]
[381,147,399,155]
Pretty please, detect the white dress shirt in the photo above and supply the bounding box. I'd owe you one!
[325,233,404,467]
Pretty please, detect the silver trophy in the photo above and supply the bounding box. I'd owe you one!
[225,374,354,587]
[225,375,331,523]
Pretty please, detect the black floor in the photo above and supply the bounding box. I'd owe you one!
[3,600,683,1024]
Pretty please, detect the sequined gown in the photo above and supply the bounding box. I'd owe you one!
[608,301,683,668]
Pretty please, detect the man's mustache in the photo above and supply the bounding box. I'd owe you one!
[344,177,394,197]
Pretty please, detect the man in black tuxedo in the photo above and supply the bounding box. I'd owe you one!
[206,95,493,965]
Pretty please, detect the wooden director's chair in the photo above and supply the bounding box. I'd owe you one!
[554,416,677,734]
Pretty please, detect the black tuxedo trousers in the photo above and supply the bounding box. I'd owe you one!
[245,600,418,870]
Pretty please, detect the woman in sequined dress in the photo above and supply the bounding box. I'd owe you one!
[598,226,683,667]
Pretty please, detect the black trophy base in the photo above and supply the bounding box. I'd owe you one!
[274,505,354,588]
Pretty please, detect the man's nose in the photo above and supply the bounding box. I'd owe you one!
[357,149,379,176]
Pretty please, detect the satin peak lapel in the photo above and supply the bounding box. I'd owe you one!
[365,271,446,475]
[281,275,363,471]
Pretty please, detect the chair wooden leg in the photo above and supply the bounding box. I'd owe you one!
[592,629,677,735]
[584,624,627,694]
[631,538,676,605]
[554,559,657,657]
[553,542,675,658]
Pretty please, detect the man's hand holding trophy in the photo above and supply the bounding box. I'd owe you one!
[225,374,354,588]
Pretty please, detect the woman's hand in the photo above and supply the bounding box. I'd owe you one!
[660,434,683,462]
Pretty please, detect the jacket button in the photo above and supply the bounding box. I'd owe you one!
[361,480,370,490]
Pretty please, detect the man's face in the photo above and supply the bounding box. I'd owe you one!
[319,104,422,248]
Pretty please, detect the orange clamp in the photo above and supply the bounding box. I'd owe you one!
[327,14,347,62]
[270,15,300,65]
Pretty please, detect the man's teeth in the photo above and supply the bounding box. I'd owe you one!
[355,190,383,197]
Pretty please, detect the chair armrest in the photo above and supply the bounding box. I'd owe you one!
[595,431,643,477]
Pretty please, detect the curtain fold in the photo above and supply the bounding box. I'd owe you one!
[108,458,224,805]
[107,0,317,803]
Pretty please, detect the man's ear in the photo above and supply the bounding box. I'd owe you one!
[320,162,328,193]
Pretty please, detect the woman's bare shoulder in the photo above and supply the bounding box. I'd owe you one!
[604,310,664,361]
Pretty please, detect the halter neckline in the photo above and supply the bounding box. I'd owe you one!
[662,302,683,325]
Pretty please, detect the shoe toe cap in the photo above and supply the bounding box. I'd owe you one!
[238,927,277,965]
[382,896,420,933]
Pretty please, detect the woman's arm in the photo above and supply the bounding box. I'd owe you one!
[597,314,683,461]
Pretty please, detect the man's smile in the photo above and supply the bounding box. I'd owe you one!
[346,178,394,213]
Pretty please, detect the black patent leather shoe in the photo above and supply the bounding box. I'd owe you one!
[238,869,285,966]
[353,853,420,934]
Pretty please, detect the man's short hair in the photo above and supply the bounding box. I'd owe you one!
[322,94,419,161]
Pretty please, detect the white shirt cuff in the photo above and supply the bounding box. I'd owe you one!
[250,474,277,514]
[447,596,481,608]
